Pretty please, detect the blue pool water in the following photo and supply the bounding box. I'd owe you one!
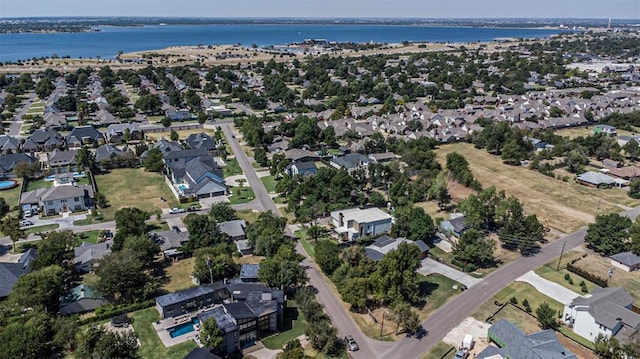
[177,184,188,191]
[169,318,200,338]
[0,180,17,190]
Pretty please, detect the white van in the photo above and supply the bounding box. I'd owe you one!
[23,209,32,218]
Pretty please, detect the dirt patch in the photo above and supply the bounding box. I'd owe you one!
[442,317,491,357]
[557,334,598,359]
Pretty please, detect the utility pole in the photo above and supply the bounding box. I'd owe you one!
[380,310,386,337]
[556,241,566,271]
[206,257,213,284]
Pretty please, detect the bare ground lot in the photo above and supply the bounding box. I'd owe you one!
[568,251,640,301]
[434,143,640,234]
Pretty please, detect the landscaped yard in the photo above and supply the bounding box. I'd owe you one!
[161,257,196,293]
[0,180,23,216]
[434,143,640,234]
[228,187,254,205]
[535,255,601,295]
[24,223,60,234]
[130,307,197,359]
[262,301,307,350]
[568,251,640,300]
[472,282,563,323]
[75,230,101,244]
[222,157,243,176]
[94,168,178,220]
[260,175,279,193]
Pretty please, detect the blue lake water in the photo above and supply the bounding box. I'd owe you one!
[0,24,569,62]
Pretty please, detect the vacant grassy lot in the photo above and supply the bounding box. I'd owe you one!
[434,143,640,233]
[416,274,461,321]
[555,126,640,140]
[473,282,563,323]
[490,304,540,333]
[236,209,260,223]
[228,187,254,205]
[535,256,601,294]
[222,157,243,176]
[161,257,196,293]
[130,307,197,359]
[569,251,640,301]
[94,168,178,220]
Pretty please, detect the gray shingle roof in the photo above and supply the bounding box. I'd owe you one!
[239,264,260,280]
[570,287,640,330]
[610,251,640,267]
[155,281,228,307]
[218,220,246,239]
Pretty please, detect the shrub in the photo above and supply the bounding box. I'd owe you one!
[567,262,608,287]
[510,296,518,305]
[568,278,574,285]
[564,273,571,281]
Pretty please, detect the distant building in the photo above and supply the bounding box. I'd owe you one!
[439,214,468,240]
[609,251,640,272]
[0,249,36,298]
[59,284,108,315]
[594,124,617,137]
[330,207,393,241]
[73,240,112,273]
[20,185,94,216]
[365,235,428,261]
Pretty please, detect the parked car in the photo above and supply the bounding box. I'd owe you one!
[345,335,359,351]
[169,208,186,214]
[187,205,199,212]
[20,220,34,227]
[454,349,469,359]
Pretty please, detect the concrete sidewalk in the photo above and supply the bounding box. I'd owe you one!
[418,258,481,288]
[516,270,581,305]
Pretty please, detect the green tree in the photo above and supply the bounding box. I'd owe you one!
[594,333,624,359]
[392,301,420,335]
[13,161,41,179]
[76,146,96,170]
[200,318,224,350]
[258,245,307,290]
[565,149,589,173]
[9,265,64,313]
[94,191,108,208]
[209,202,238,222]
[160,116,171,127]
[114,207,148,250]
[32,230,75,269]
[254,147,268,167]
[1,215,26,251]
[77,326,140,359]
[427,171,451,209]
[623,139,640,161]
[370,242,421,305]
[453,229,495,268]
[170,130,179,141]
[315,240,341,275]
[52,316,79,352]
[0,310,51,359]
[192,245,239,283]
[280,339,311,359]
[629,178,640,199]
[535,302,559,330]
[247,211,288,257]
[306,225,328,244]
[501,138,527,165]
[585,213,632,255]
[134,93,162,114]
[341,277,370,312]
[0,197,9,218]
[183,214,225,252]
[122,234,160,268]
[95,250,152,301]
[392,206,435,242]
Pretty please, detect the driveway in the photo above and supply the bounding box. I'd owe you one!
[418,258,481,288]
[516,270,581,305]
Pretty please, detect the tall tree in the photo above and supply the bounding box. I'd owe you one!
[32,230,75,270]
[1,215,26,251]
[209,202,238,222]
[392,206,435,242]
[370,242,421,305]
[183,214,224,252]
[536,302,559,330]
[142,147,164,172]
[122,234,160,268]
[94,250,152,301]
[314,240,341,275]
[9,265,64,313]
[113,207,148,250]
[200,318,224,351]
[585,213,632,255]
[392,301,420,335]
[192,245,239,284]
[258,244,307,290]
[453,229,495,268]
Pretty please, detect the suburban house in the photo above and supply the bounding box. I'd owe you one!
[21,185,94,216]
[594,124,617,137]
[367,152,398,164]
[610,251,640,272]
[477,319,576,359]
[94,144,135,165]
[66,125,105,149]
[46,149,77,172]
[576,171,621,188]
[73,240,113,273]
[330,153,370,174]
[106,123,143,143]
[164,149,227,199]
[150,227,190,260]
[0,153,37,178]
[439,214,468,240]
[0,135,20,154]
[218,220,247,241]
[156,282,230,319]
[330,207,393,241]
[185,132,218,152]
[284,161,318,177]
[607,166,640,181]
[22,128,64,153]
[364,235,429,261]
[239,264,260,283]
[562,287,640,344]
[0,248,36,298]
[59,284,108,315]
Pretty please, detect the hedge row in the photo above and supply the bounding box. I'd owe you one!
[566,262,608,288]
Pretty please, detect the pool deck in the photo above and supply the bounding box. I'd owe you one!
[152,313,201,348]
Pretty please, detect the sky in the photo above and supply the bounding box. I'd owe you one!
[1,0,639,19]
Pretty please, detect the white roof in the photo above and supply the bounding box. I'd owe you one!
[331,207,393,223]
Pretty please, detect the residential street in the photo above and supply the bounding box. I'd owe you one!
[9,92,36,137]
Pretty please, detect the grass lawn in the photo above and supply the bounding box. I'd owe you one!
[26,178,51,191]
[489,303,540,333]
[76,230,101,244]
[262,301,307,350]
[73,214,110,226]
[557,326,596,350]
[534,258,601,295]
[472,282,564,323]
[295,229,316,257]
[228,187,254,205]
[24,223,59,234]
[421,341,456,359]
[161,257,196,293]
[236,209,260,223]
[234,255,265,265]
[130,307,197,359]
[415,274,461,321]
[260,175,279,193]
[222,157,243,176]
[569,251,640,301]
[0,180,23,216]
[434,143,640,233]
[144,127,213,142]
[94,168,178,220]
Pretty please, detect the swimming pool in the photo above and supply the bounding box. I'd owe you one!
[177,184,189,191]
[169,318,199,338]
[0,180,18,190]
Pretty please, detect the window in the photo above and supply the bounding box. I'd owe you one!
[74,197,80,202]
[61,199,67,203]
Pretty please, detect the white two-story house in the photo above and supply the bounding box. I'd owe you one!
[563,287,640,344]
[330,207,393,241]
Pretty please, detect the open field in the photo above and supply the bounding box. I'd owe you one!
[555,126,640,140]
[434,143,640,234]
[568,251,640,301]
[94,168,178,220]
[130,307,197,359]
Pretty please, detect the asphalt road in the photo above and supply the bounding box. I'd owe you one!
[9,92,36,137]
